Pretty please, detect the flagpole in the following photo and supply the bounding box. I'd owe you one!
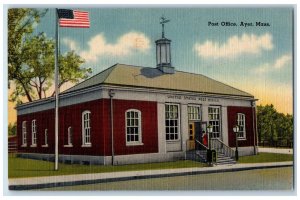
[54,8,59,171]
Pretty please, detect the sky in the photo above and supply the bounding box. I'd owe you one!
[8,7,294,123]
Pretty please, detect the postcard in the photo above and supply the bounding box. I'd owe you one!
[7,6,294,192]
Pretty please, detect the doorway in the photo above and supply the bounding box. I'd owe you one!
[188,122,203,150]
[188,121,209,150]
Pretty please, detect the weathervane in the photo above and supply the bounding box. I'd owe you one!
[160,16,170,38]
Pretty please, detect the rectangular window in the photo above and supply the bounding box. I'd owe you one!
[188,105,201,120]
[22,121,27,146]
[82,111,91,146]
[237,113,246,139]
[31,120,37,146]
[45,129,47,145]
[68,127,73,146]
[43,129,48,146]
[208,107,221,138]
[64,127,73,147]
[126,109,142,145]
[165,104,180,141]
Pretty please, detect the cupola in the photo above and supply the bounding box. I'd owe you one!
[156,16,174,74]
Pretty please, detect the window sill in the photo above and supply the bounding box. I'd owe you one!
[238,138,247,141]
[21,144,27,147]
[166,140,181,143]
[64,144,73,148]
[126,142,144,146]
[42,145,48,147]
[30,144,37,147]
[81,144,92,147]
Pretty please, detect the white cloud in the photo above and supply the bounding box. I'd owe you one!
[254,54,292,74]
[63,32,151,63]
[194,33,274,59]
[62,38,79,51]
[274,54,292,69]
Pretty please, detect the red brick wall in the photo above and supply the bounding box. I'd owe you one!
[17,98,158,156]
[17,99,104,155]
[109,99,158,155]
[92,99,159,156]
[227,106,256,147]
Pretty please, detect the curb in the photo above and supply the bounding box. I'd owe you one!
[9,163,293,190]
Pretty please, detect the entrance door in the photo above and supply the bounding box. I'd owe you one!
[188,122,203,150]
[188,123,195,150]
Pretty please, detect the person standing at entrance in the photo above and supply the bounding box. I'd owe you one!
[202,130,208,147]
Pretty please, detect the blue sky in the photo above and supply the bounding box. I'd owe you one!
[33,7,293,114]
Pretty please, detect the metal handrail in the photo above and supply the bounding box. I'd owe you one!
[210,138,235,158]
[195,139,209,150]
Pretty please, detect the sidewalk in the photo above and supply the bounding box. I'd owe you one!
[9,161,293,190]
[258,147,293,154]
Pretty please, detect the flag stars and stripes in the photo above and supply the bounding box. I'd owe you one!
[58,9,90,28]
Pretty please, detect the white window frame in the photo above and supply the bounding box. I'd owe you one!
[237,113,246,140]
[125,109,143,146]
[208,106,221,138]
[21,121,27,147]
[64,126,73,147]
[42,129,48,147]
[188,105,201,121]
[165,103,180,142]
[82,110,91,147]
[31,119,37,147]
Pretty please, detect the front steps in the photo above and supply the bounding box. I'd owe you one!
[186,150,236,165]
[216,152,236,165]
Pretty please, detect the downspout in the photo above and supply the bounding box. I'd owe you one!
[255,103,259,154]
[252,100,258,155]
[109,89,115,165]
[103,98,106,166]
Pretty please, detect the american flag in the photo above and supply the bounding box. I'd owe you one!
[57,9,90,28]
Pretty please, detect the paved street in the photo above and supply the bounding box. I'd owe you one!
[42,167,293,191]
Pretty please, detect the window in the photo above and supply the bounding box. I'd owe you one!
[165,104,180,141]
[188,105,201,120]
[31,120,37,146]
[42,129,48,147]
[22,121,27,146]
[237,113,246,139]
[68,127,73,146]
[82,111,91,146]
[208,107,221,138]
[126,109,142,145]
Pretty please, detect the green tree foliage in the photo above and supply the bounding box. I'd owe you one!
[8,122,17,136]
[257,104,293,147]
[8,8,48,100]
[8,8,92,104]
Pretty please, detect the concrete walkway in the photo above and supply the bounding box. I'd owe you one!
[258,147,293,154]
[9,161,293,190]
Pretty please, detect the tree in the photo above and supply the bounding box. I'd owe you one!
[10,33,54,103]
[54,51,91,97]
[10,33,91,103]
[8,122,17,136]
[8,8,92,104]
[8,8,48,83]
[257,104,276,145]
[257,104,293,147]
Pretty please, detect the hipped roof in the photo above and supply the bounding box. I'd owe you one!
[64,63,253,98]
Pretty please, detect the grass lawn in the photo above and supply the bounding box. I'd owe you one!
[8,153,293,178]
[8,156,207,178]
[238,152,293,163]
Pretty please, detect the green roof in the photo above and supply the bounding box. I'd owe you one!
[64,63,253,97]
